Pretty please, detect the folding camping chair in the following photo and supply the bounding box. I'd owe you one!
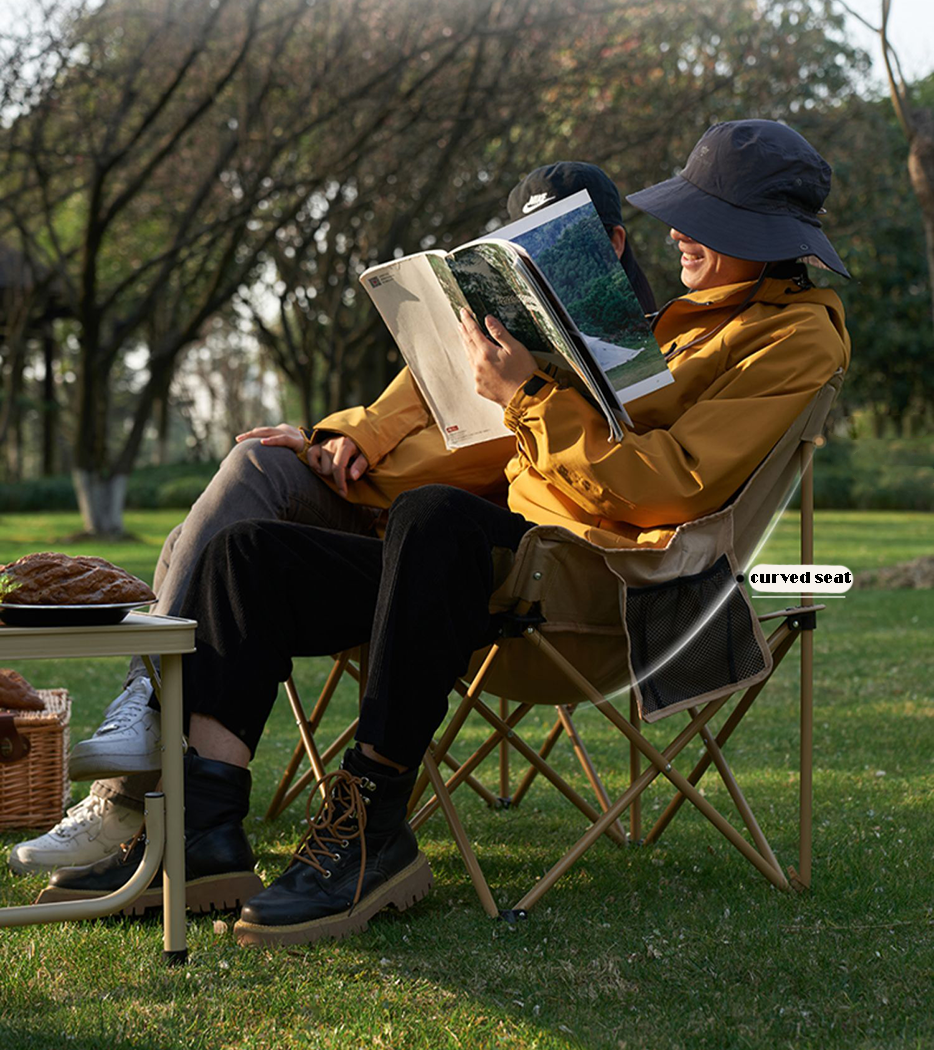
[399,371,844,918]
[265,648,625,844]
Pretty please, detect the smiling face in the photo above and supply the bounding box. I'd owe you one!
[670,228,763,291]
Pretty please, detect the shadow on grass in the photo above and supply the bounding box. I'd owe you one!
[0,1024,154,1050]
[55,531,142,545]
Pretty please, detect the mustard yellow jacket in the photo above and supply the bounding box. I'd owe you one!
[313,277,850,549]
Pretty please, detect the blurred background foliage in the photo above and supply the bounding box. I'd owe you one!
[0,0,931,529]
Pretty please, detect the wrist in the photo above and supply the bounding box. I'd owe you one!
[503,370,555,429]
[296,426,315,465]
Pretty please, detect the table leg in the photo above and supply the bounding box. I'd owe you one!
[160,653,188,964]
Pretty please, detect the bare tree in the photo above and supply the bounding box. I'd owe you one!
[247,0,868,417]
[1,0,552,531]
[839,0,934,330]
[0,0,872,530]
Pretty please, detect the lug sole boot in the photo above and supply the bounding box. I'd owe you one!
[37,752,263,916]
[234,749,432,947]
[234,853,432,946]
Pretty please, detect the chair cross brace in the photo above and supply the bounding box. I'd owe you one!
[420,612,811,918]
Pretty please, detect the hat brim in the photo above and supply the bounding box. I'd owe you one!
[626,175,849,278]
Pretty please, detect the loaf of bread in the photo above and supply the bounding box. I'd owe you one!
[0,552,155,606]
[0,669,45,712]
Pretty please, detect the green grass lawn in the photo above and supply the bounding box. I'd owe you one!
[0,510,932,1049]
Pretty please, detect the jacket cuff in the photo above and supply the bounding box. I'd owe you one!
[503,370,556,431]
[309,422,381,469]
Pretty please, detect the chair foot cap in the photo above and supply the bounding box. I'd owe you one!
[499,908,527,924]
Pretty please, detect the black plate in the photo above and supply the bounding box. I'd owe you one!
[0,602,147,627]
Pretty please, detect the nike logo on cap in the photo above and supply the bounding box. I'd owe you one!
[522,193,556,214]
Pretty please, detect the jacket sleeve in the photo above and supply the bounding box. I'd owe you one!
[312,366,431,467]
[503,309,847,529]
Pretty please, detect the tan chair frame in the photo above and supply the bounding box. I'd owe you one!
[266,650,625,846]
[406,445,822,918]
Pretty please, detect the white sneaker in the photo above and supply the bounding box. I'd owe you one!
[8,794,143,874]
[69,676,162,781]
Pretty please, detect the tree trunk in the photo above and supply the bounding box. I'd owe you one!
[72,470,129,535]
[1,344,26,482]
[906,112,934,331]
[154,372,172,466]
[41,326,57,476]
[297,368,314,428]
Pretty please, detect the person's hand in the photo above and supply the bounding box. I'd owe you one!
[235,423,304,453]
[235,426,369,496]
[459,308,537,407]
[305,435,369,497]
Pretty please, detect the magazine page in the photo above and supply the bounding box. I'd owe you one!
[447,240,625,441]
[444,240,621,438]
[361,254,510,449]
[446,242,577,374]
[494,189,674,406]
[510,250,630,437]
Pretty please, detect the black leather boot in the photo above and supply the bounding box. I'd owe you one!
[234,748,432,946]
[37,752,264,915]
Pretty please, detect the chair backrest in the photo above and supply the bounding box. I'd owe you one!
[473,371,845,716]
[731,369,843,568]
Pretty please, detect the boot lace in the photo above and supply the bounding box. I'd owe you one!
[292,769,373,910]
[119,824,146,864]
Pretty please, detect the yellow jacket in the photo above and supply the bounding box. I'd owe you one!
[314,277,850,549]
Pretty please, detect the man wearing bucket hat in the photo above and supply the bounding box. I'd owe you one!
[457,118,850,536]
[34,123,850,948]
[627,119,849,280]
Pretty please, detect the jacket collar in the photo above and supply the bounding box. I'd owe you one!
[652,277,843,348]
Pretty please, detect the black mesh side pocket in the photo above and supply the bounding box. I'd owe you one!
[625,554,767,720]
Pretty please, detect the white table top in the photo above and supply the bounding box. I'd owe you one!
[0,612,197,660]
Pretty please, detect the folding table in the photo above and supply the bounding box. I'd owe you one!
[0,613,196,963]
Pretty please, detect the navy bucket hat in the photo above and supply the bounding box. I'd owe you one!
[626,120,849,278]
[508,161,657,312]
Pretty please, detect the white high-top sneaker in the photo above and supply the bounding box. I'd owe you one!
[8,793,143,874]
[68,676,162,781]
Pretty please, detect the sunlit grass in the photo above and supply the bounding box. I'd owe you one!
[0,510,932,1049]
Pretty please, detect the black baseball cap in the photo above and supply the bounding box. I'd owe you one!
[507,161,657,313]
[626,120,849,278]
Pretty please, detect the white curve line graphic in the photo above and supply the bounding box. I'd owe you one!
[596,444,815,709]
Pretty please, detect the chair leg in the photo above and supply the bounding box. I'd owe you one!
[435,738,500,808]
[411,702,536,830]
[793,623,815,890]
[693,710,783,878]
[511,629,790,913]
[275,717,359,816]
[555,705,628,844]
[499,696,510,801]
[630,692,641,842]
[470,698,628,847]
[510,705,628,842]
[421,751,500,918]
[407,644,503,816]
[642,626,796,846]
[791,442,815,891]
[265,659,351,820]
[510,711,566,807]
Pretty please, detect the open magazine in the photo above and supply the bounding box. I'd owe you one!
[360,190,673,449]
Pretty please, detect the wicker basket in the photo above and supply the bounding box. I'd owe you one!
[0,689,71,830]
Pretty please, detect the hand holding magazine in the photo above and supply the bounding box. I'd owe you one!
[360,190,673,449]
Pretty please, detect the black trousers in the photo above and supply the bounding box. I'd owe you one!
[179,484,532,768]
